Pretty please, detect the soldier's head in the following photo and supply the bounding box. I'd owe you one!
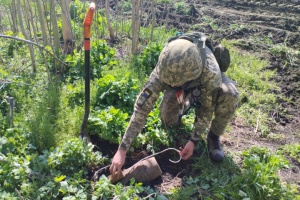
[214,44,230,72]
[157,39,203,87]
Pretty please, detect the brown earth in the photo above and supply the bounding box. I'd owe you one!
[95,0,300,194]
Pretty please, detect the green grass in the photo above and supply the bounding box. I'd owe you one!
[279,143,300,163]
[166,146,297,199]
[223,39,280,136]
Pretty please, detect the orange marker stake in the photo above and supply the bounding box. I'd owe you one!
[83,2,95,50]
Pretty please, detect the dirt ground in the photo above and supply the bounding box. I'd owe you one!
[96,0,300,193]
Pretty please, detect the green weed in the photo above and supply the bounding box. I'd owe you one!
[202,16,219,30]
[0,134,107,199]
[157,0,171,3]
[226,147,294,200]
[131,42,162,76]
[135,96,170,151]
[28,83,59,151]
[64,39,117,81]
[92,176,146,199]
[279,143,300,163]
[174,2,188,15]
[167,186,196,200]
[54,81,84,140]
[88,106,129,144]
[117,0,132,12]
[94,74,140,113]
[270,43,299,68]
[179,146,296,199]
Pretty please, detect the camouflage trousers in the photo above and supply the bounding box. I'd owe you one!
[159,74,239,136]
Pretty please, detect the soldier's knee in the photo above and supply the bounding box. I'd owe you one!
[221,83,239,100]
[218,83,239,112]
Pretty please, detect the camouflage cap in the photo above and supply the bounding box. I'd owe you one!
[214,45,230,72]
[157,39,202,87]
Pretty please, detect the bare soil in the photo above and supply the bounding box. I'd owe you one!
[95,0,300,194]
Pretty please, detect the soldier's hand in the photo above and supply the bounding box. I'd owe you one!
[110,149,127,178]
[179,141,194,160]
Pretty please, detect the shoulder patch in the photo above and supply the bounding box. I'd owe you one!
[137,88,153,107]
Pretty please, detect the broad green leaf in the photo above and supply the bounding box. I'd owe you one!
[54,175,66,183]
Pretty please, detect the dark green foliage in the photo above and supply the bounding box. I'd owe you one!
[0,133,105,199]
[183,146,295,200]
[47,138,95,174]
[118,0,132,12]
[4,39,26,58]
[220,147,293,199]
[134,100,172,150]
[94,74,140,113]
[0,70,10,120]
[90,40,117,78]
[0,128,31,155]
[93,176,145,199]
[0,96,10,133]
[140,42,162,74]
[6,40,14,57]
[88,106,129,144]
[132,42,162,77]
[70,2,79,20]
[64,39,117,81]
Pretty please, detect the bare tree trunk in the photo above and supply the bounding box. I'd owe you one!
[1,4,10,32]
[61,0,74,54]
[49,0,61,54]
[16,0,36,73]
[22,0,33,40]
[24,0,38,42]
[132,0,140,55]
[0,6,2,30]
[36,0,49,45]
[106,0,116,41]
[150,0,156,41]
[11,1,18,34]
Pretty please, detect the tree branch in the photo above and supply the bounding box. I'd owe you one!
[0,34,69,67]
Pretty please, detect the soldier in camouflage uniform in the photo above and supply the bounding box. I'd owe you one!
[110,38,239,177]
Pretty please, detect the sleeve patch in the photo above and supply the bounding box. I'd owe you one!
[137,88,153,107]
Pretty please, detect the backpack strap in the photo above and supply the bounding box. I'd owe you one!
[179,32,207,67]
[199,36,207,67]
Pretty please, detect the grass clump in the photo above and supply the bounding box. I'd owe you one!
[230,147,293,200]
[279,143,300,163]
[223,39,279,136]
[171,146,296,199]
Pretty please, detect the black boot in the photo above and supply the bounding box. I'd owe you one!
[207,131,224,163]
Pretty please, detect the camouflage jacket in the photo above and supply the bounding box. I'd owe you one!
[119,47,222,151]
